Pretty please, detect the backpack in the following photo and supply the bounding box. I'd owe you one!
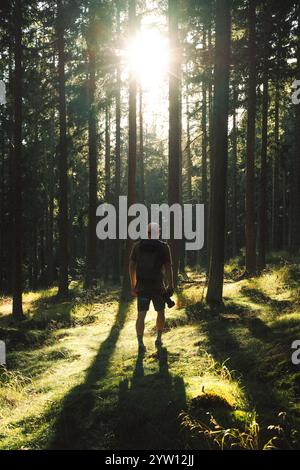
[136,240,165,282]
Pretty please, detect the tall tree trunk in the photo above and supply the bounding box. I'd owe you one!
[185,79,193,268]
[207,14,214,272]
[138,85,145,203]
[168,0,182,286]
[39,219,46,284]
[206,0,231,305]
[6,45,14,294]
[282,162,288,249]
[104,101,111,281]
[12,0,24,319]
[0,125,4,290]
[292,0,300,250]
[85,12,98,288]
[258,46,269,270]
[231,88,238,257]
[46,140,55,285]
[185,82,192,204]
[57,0,69,296]
[105,102,111,202]
[113,2,121,283]
[32,225,38,290]
[245,0,257,275]
[46,55,56,286]
[201,35,208,267]
[271,80,280,250]
[179,79,185,274]
[121,0,137,299]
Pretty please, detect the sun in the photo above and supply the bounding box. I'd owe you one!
[125,28,169,90]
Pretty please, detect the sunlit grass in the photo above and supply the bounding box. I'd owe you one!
[0,260,300,449]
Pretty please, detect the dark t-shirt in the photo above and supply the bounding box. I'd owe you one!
[130,240,172,293]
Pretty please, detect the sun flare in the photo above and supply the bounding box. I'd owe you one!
[125,28,169,90]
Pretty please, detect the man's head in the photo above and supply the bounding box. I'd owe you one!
[148,222,160,239]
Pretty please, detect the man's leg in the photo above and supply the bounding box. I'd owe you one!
[155,309,165,348]
[136,310,147,350]
[136,295,150,351]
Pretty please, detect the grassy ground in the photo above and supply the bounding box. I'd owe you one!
[0,260,300,450]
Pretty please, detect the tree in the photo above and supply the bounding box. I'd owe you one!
[112,0,122,283]
[201,27,208,266]
[206,0,231,304]
[57,0,69,297]
[258,4,270,270]
[121,0,137,299]
[85,6,98,288]
[138,85,145,203]
[245,0,257,275]
[12,0,24,319]
[292,0,300,250]
[168,0,182,286]
[231,87,238,257]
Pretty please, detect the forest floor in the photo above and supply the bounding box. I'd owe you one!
[0,255,300,450]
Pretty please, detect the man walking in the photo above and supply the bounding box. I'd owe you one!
[129,223,174,353]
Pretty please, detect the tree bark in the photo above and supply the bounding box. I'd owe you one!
[271,80,280,250]
[231,88,238,258]
[206,0,231,305]
[201,31,208,267]
[85,14,98,288]
[57,0,69,296]
[138,85,145,203]
[245,0,257,275]
[12,0,24,319]
[113,2,121,283]
[258,25,269,270]
[292,0,300,250]
[168,0,182,286]
[207,12,214,273]
[105,102,111,202]
[185,81,192,204]
[104,101,111,281]
[121,0,137,299]
[46,137,55,285]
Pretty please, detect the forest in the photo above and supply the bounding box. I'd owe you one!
[0,0,300,452]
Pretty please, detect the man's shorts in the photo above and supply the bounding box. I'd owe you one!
[137,291,165,312]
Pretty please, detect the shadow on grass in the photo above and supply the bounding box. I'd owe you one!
[116,347,187,450]
[0,285,114,358]
[48,300,130,450]
[196,300,300,424]
[0,299,74,356]
[240,287,293,312]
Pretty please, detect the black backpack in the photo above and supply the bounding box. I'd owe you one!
[136,240,165,282]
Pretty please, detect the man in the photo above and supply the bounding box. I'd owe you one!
[129,223,174,353]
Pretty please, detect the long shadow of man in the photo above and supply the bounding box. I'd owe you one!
[48,301,129,449]
[117,347,186,450]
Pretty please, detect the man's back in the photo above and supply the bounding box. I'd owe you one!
[130,239,171,292]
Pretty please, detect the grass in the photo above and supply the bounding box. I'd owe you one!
[0,261,300,450]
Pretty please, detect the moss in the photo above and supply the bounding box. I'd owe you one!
[191,392,233,410]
